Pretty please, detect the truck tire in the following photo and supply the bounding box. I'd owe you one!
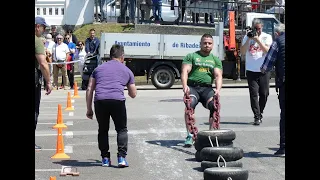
[194,140,233,151]
[200,147,244,162]
[201,160,243,171]
[197,129,236,144]
[204,167,249,180]
[151,66,175,89]
[195,151,202,162]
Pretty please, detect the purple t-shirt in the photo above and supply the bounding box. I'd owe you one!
[91,60,135,101]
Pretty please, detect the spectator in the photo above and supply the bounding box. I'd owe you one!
[52,34,70,90]
[64,34,76,89]
[74,41,87,89]
[44,34,55,87]
[260,23,285,157]
[50,25,59,43]
[64,29,78,45]
[85,28,100,55]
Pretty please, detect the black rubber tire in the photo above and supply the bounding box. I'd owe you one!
[200,147,244,162]
[194,140,233,151]
[151,66,175,89]
[195,151,202,162]
[197,129,236,144]
[204,167,249,180]
[201,160,243,171]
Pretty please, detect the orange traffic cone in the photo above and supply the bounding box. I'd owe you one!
[53,104,67,129]
[72,82,80,98]
[49,176,56,180]
[65,92,74,111]
[51,128,70,159]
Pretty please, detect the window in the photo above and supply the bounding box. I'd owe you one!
[43,8,46,15]
[36,8,40,15]
[55,8,59,15]
[61,8,64,15]
[49,8,52,15]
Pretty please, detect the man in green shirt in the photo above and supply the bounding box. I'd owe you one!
[181,33,223,147]
[35,16,52,151]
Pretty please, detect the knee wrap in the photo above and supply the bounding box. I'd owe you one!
[188,95,198,109]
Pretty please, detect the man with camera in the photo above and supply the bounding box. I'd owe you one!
[240,19,273,125]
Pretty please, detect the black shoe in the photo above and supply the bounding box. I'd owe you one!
[274,148,285,157]
[253,118,261,125]
[35,144,42,151]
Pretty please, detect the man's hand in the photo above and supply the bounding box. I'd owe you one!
[45,83,52,95]
[251,35,259,42]
[86,109,94,120]
[183,86,190,94]
[214,88,220,96]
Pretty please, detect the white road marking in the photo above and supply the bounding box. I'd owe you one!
[37,121,73,126]
[36,127,278,137]
[40,146,73,153]
[35,169,61,172]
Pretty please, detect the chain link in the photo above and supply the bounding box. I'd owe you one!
[209,95,221,130]
[184,93,198,141]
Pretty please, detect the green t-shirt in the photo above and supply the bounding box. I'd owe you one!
[182,51,223,85]
[35,35,45,69]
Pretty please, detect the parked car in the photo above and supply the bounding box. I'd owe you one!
[94,0,179,22]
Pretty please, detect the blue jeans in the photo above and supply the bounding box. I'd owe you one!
[120,0,136,21]
[99,0,107,21]
[153,3,162,21]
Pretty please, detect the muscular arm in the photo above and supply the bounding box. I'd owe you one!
[36,54,50,84]
[181,64,192,89]
[86,77,96,110]
[214,68,223,92]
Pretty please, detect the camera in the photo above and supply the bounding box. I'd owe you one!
[246,27,257,38]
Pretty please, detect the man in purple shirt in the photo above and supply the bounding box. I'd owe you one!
[85,44,137,167]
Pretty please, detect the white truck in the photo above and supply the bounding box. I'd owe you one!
[99,12,281,89]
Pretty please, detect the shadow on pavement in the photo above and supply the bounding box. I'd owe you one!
[192,166,203,172]
[244,151,276,158]
[145,140,195,156]
[52,159,102,167]
[201,121,252,126]
[158,99,183,102]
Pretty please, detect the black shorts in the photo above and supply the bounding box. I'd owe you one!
[187,86,214,109]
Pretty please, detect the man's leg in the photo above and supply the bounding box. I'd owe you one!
[61,64,68,89]
[184,86,199,147]
[53,65,59,88]
[94,100,112,166]
[35,82,42,150]
[110,100,129,167]
[99,0,107,22]
[258,71,271,120]
[275,83,285,156]
[246,71,261,125]
[199,87,215,129]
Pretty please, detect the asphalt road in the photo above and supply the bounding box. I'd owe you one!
[35,87,285,180]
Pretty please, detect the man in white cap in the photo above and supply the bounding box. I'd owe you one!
[44,34,56,87]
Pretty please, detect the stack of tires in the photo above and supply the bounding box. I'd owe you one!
[194,129,249,180]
